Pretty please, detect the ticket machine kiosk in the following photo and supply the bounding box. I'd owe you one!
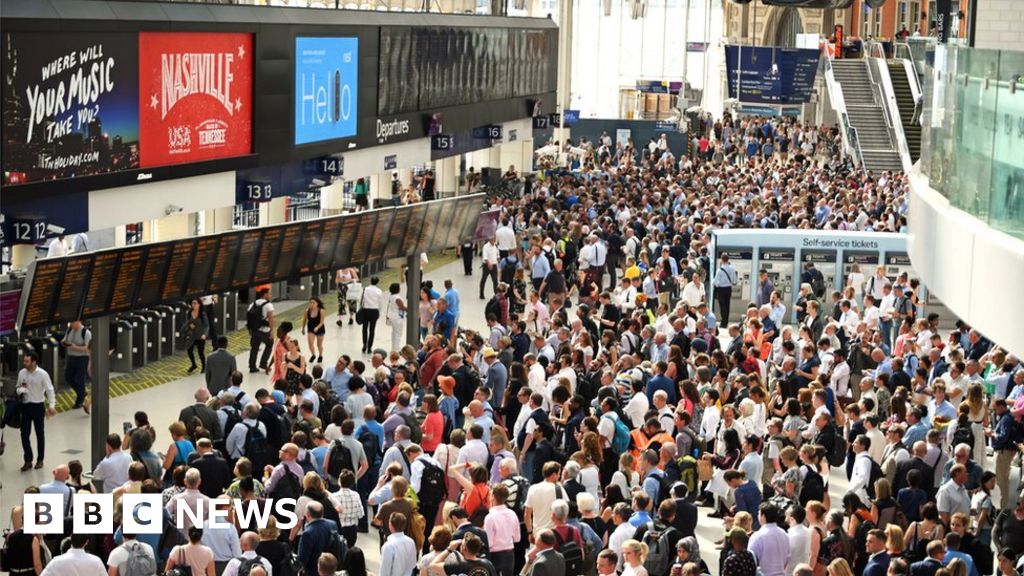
[758,248,796,304]
[843,251,880,299]
[717,247,754,322]
[801,249,838,297]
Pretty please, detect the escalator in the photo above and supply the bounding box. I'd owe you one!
[888,61,921,162]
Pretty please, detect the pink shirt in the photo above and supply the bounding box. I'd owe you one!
[483,505,521,552]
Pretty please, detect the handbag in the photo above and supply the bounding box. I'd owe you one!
[697,458,714,482]
[164,546,192,576]
[355,289,369,325]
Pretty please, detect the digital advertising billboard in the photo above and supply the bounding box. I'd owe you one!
[138,32,253,167]
[294,36,359,146]
[1,32,140,185]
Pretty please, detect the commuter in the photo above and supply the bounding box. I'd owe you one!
[61,318,91,412]
[304,296,327,364]
[359,277,385,354]
[205,336,237,395]
[247,288,275,373]
[16,351,56,471]
[386,282,408,353]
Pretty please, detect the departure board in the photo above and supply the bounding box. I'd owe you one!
[109,247,144,314]
[51,255,90,324]
[402,204,428,256]
[334,215,359,268]
[135,244,171,307]
[418,201,446,254]
[442,202,470,250]
[185,236,219,297]
[253,227,283,284]
[368,210,395,262]
[209,234,242,293]
[296,221,323,274]
[461,199,484,244]
[162,239,197,302]
[276,223,304,280]
[82,252,119,317]
[233,228,263,288]
[316,219,342,271]
[19,260,65,330]
[350,211,379,266]
[385,208,412,259]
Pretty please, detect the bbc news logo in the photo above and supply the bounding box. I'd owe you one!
[22,495,299,534]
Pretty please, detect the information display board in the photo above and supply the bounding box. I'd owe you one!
[724,45,820,105]
[53,256,91,324]
[15,195,485,331]
[82,252,120,318]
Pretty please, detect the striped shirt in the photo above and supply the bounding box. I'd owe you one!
[333,488,364,527]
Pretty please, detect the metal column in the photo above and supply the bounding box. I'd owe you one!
[90,316,110,469]
[405,254,421,347]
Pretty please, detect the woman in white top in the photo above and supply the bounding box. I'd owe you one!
[846,264,866,303]
[620,539,649,576]
[610,453,640,499]
[386,283,407,353]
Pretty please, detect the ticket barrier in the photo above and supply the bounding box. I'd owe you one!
[220,293,238,336]
[287,277,314,302]
[171,302,191,352]
[205,296,228,342]
[236,295,253,332]
[29,335,62,389]
[272,281,288,302]
[2,341,31,388]
[110,318,136,373]
[136,309,166,362]
[125,314,151,369]
[152,305,177,357]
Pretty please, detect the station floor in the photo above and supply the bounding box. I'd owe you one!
[1,256,864,576]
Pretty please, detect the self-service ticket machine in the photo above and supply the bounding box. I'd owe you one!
[843,251,880,299]
[136,309,165,362]
[151,305,177,357]
[718,247,754,320]
[29,334,62,389]
[758,248,796,304]
[802,249,838,297]
[111,318,135,373]
[126,314,150,369]
[287,277,313,302]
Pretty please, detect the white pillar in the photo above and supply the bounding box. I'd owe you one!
[436,156,459,197]
[263,197,288,225]
[320,180,346,214]
[114,226,128,248]
[153,213,191,241]
[555,0,574,143]
[11,245,36,270]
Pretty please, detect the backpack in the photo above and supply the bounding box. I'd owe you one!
[157,512,186,557]
[236,556,265,576]
[655,471,675,503]
[604,413,631,454]
[317,389,339,427]
[951,424,975,452]
[357,427,382,466]
[243,423,273,474]
[308,491,341,529]
[507,476,532,517]
[641,522,677,576]
[399,412,423,444]
[246,301,269,332]
[298,451,316,475]
[260,406,292,452]
[485,298,501,320]
[677,456,699,501]
[553,525,585,576]
[121,540,157,576]
[220,407,243,442]
[326,440,356,479]
[799,464,826,506]
[827,430,847,467]
[810,270,826,298]
[417,460,447,509]
[866,458,884,499]
[270,468,302,500]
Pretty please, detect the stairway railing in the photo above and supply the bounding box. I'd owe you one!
[822,47,865,175]
[868,56,913,172]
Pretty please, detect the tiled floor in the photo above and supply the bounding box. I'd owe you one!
[0,255,872,576]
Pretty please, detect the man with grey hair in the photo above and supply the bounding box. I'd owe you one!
[226,403,266,461]
[179,387,222,442]
[222,532,273,576]
[166,468,211,533]
[381,425,412,477]
[792,564,814,576]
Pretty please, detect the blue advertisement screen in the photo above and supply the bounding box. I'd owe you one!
[295,37,359,145]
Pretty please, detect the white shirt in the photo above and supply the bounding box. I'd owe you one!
[361,285,386,310]
[201,520,242,561]
[482,242,500,266]
[525,481,564,534]
[92,450,133,493]
[495,226,517,251]
[17,366,55,407]
[847,451,874,503]
[786,523,812,575]
[681,282,706,307]
[41,548,106,576]
[380,533,418,576]
[862,305,881,330]
[222,551,273,576]
[866,428,885,463]
[700,405,721,439]
[624,393,649,428]
[46,238,68,258]
[456,438,489,470]
[830,361,851,398]
[609,521,637,569]
[879,294,896,321]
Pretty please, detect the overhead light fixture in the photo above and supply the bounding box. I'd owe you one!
[603,0,611,16]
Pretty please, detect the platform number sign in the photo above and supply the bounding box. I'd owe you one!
[317,157,344,176]
[432,134,456,151]
[10,217,47,244]
[246,183,274,202]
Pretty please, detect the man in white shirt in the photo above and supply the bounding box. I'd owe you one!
[524,463,565,538]
[838,300,860,339]
[785,506,812,575]
[91,433,132,493]
[16,351,56,471]
[494,220,517,258]
[380,513,418,576]
[41,534,106,576]
[203,500,243,573]
[862,295,881,331]
[222,532,273,576]
[829,349,851,400]
[107,533,156,576]
[699,391,721,441]
[480,240,500,299]
[359,277,386,353]
[45,236,68,259]
[866,266,891,301]
[847,435,875,503]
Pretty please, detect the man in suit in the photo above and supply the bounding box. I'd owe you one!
[864,529,891,576]
[205,336,236,395]
[910,540,946,576]
[186,437,232,498]
[178,387,223,442]
[894,441,937,498]
[528,529,566,576]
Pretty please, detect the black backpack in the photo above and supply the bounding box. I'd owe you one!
[246,301,269,332]
[399,412,423,444]
[236,556,266,576]
[357,427,382,466]
[867,458,884,499]
[270,468,302,500]
[951,425,975,452]
[220,407,243,442]
[317,389,340,427]
[418,460,447,508]
[641,522,677,576]
[326,440,356,479]
[799,464,826,506]
[810,269,826,297]
[261,407,292,453]
[243,423,273,472]
[553,525,585,576]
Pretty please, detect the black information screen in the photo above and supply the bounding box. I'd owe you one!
[136,244,171,308]
[21,260,65,330]
[276,223,304,280]
[162,239,197,302]
[419,201,446,254]
[53,256,91,324]
[109,248,144,315]
[209,234,242,294]
[186,236,219,297]
[253,227,283,284]
[335,215,360,268]
[403,204,428,256]
[233,229,263,288]
[349,211,378,266]
[316,219,342,271]
[444,202,471,250]
[82,252,119,318]
[385,208,412,259]
[368,210,395,262]
[296,220,323,275]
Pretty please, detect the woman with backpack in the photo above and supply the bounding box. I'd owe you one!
[290,472,341,542]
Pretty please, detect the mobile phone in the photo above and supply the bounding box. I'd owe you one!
[123,422,133,435]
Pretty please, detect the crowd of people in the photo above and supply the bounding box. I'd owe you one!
[6,113,1024,576]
